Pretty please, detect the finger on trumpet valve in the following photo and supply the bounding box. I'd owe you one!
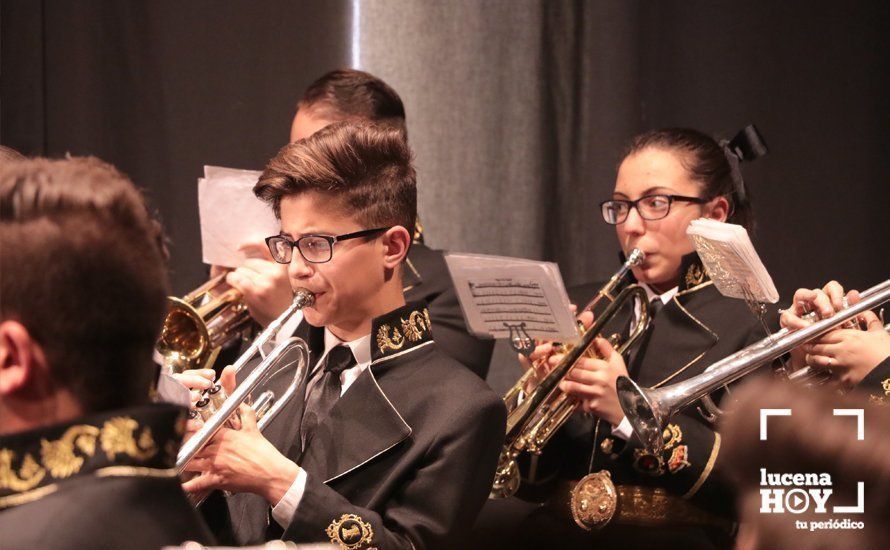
[195,397,214,422]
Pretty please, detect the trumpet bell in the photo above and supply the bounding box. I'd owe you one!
[155,274,251,374]
[616,376,666,455]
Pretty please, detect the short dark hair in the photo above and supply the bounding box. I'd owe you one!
[299,69,407,136]
[255,121,416,240]
[0,157,170,412]
[624,128,755,231]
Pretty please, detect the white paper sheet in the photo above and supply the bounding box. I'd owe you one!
[687,218,779,304]
[444,253,578,342]
[198,165,279,268]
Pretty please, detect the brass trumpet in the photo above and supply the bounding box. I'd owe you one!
[491,249,649,498]
[156,274,251,374]
[617,278,890,455]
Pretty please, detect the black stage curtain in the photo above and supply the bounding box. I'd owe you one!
[2,0,887,299]
[1,0,350,294]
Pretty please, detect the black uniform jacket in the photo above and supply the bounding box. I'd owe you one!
[403,242,494,378]
[0,403,214,550]
[529,253,777,513]
[205,301,506,549]
[215,242,494,380]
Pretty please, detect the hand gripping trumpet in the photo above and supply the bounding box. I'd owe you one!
[176,288,315,474]
[617,278,890,455]
[491,249,649,498]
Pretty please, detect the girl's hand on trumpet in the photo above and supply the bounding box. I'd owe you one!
[517,309,594,386]
[555,337,629,426]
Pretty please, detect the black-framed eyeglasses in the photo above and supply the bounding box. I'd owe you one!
[265,227,390,264]
[599,194,707,225]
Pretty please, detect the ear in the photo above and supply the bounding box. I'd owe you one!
[380,226,412,269]
[0,321,47,397]
[703,196,730,223]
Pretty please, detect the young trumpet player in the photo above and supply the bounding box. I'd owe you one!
[0,157,213,548]
[217,69,494,379]
[181,122,506,549]
[474,126,775,548]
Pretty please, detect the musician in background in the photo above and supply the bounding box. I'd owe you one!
[780,281,890,401]
[222,69,494,378]
[0,157,213,548]
[185,122,505,549]
[475,127,773,548]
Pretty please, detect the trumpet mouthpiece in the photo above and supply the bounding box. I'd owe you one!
[627,248,645,266]
[293,288,316,308]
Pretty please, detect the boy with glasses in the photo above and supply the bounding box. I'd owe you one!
[186,122,505,549]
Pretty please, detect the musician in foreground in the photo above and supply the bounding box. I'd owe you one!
[0,157,213,548]
[475,126,774,548]
[184,122,506,548]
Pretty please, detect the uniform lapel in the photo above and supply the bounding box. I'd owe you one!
[298,301,434,484]
[299,368,412,484]
[632,254,720,388]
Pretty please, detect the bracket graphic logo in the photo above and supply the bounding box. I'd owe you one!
[758,408,866,531]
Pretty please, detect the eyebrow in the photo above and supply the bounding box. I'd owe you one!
[613,186,677,198]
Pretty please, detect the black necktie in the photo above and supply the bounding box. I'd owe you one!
[299,345,356,453]
[648,297,663,320]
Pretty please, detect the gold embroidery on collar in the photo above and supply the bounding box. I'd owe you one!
[882,378,890,395]
[376,325,406,353]
[100,417,157,461]
[40,425,100,478]
[0,450,45,492]
[326,513,375,549]
[376,308,432,356]
[400,310,430,343]
[685,263,707,288]
[1,415,159,498]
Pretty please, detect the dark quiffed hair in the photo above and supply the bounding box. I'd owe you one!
[299,69,407,136]
[255,121,416,239]
[0,157,169,412]
[624,128,758,231]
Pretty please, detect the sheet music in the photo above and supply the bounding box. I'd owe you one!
[198,165,279,268]
[687,218,779,303]
[444,253,578,342]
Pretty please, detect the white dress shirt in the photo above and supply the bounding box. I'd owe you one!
[610,283,678,440]
[271,328,372,528]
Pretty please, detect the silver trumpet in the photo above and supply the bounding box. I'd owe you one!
[617,278,890,455]
[176,288,315,474]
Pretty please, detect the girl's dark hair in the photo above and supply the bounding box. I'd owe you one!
[624,126,767,231]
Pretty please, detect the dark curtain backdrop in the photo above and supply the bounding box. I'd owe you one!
[1,0,351,294]
[3,1,887,302]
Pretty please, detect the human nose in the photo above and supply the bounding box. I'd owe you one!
[621,204,646,236]
[288,247,314,280]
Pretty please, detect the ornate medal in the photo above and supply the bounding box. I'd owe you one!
[570,470,617,530]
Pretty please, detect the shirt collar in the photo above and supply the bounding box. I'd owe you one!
[323,328,372,367]
[640,283,679,305]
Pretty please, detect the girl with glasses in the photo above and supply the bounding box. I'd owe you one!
[481,126,773,549]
